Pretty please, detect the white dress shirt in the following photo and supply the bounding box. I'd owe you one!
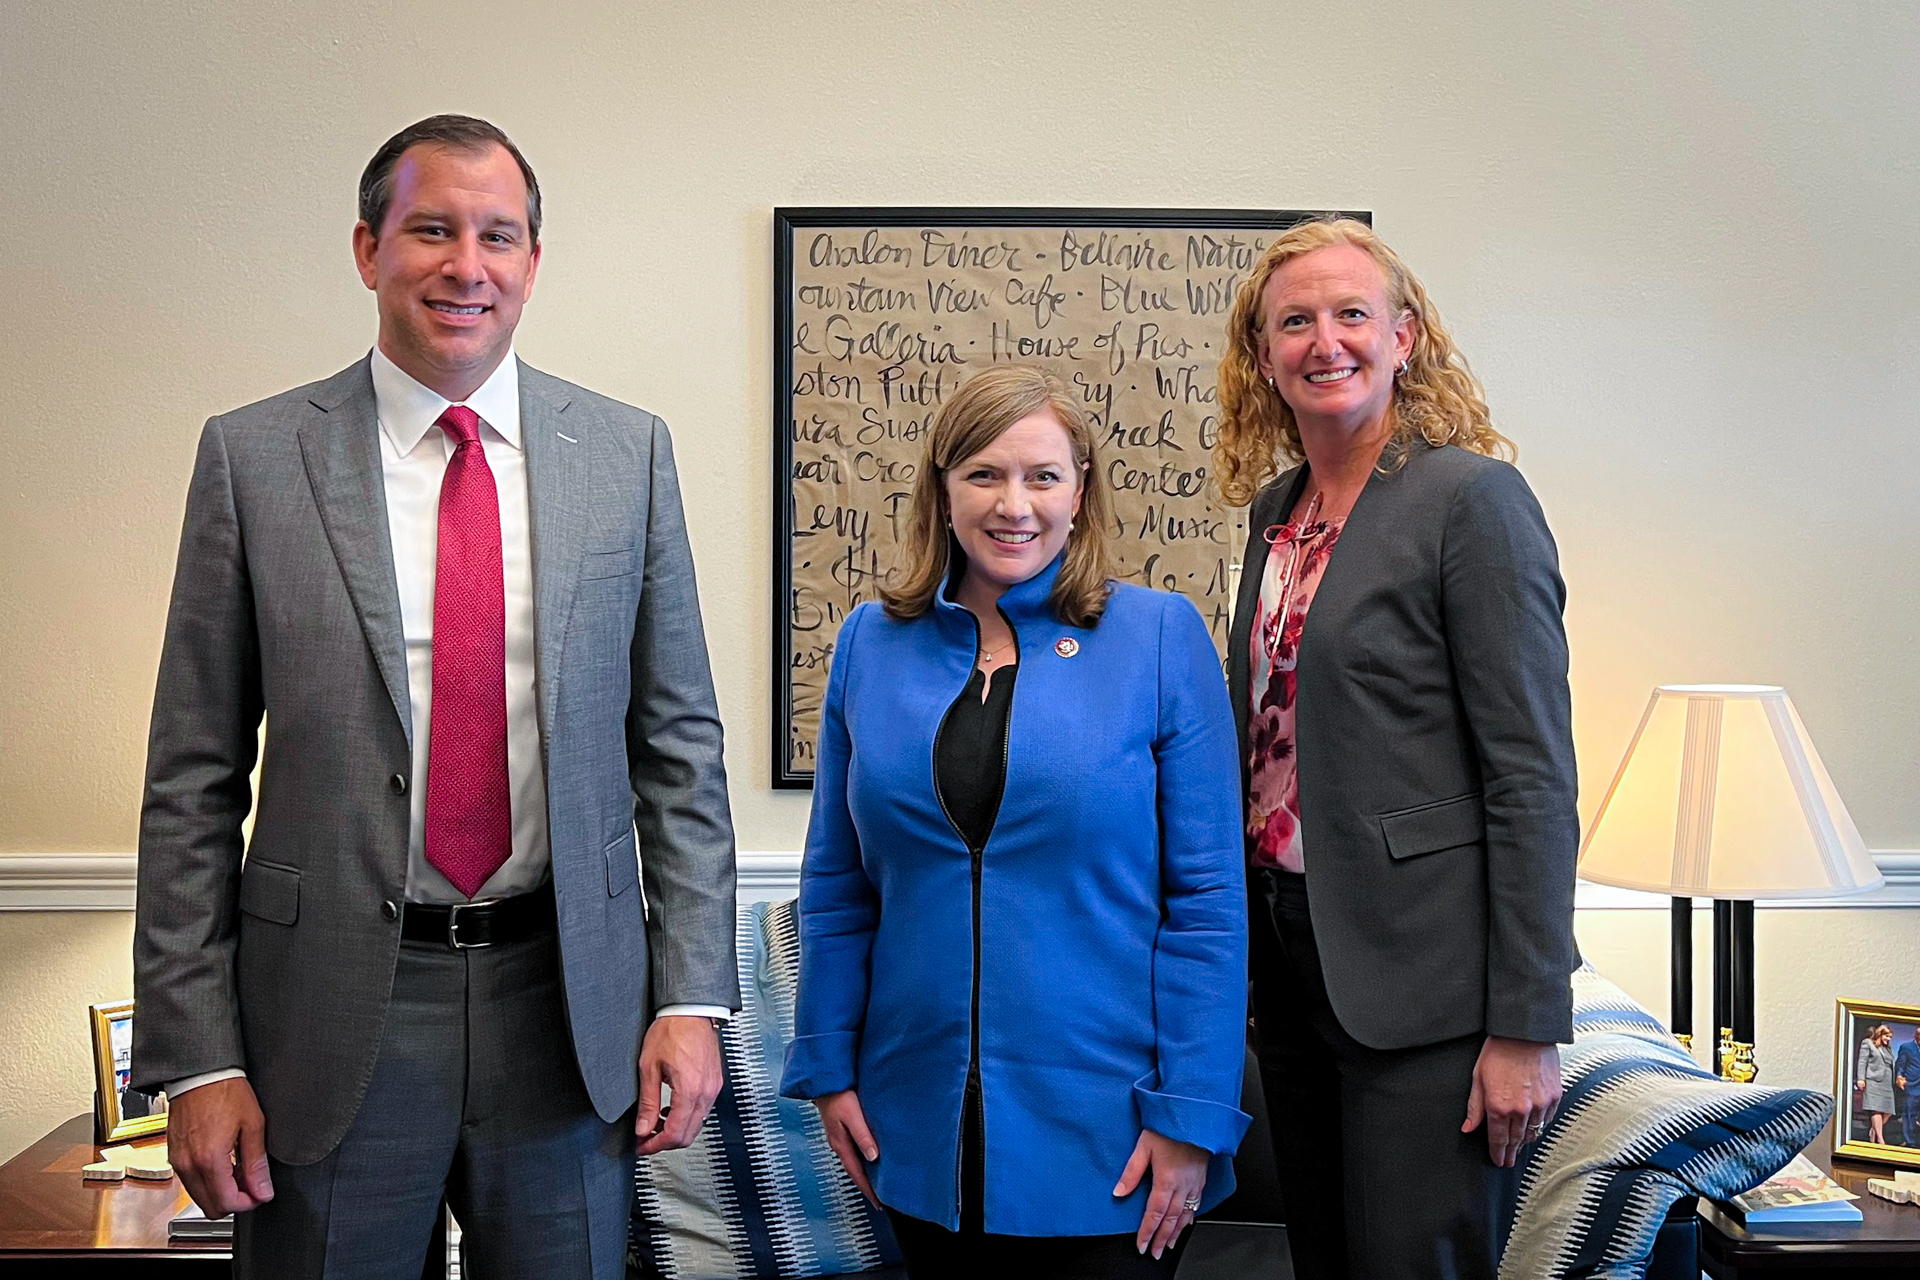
[374,345,550,904]
[169,349,721,1099]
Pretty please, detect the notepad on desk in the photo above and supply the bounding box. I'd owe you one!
[168,1202,235,1240]
[1723,1154,1864,1224]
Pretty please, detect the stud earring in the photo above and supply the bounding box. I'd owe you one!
[1396,359,1410,378]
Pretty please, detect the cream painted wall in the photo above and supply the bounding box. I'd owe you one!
[2,0,1916,1158]
[0,913,134,1163]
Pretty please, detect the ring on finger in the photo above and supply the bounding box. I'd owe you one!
[1182,1195,1202,1211]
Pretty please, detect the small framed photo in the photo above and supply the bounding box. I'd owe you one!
[1834,997,1920,1169]
[89,1000,168,1144]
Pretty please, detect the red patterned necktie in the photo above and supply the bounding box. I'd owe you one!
[424,405,511,899]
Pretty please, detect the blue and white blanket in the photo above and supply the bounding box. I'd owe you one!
[631,900,901,1279]
[1499,966,1834,1280]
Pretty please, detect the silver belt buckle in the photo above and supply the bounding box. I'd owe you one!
[447,898,501,949]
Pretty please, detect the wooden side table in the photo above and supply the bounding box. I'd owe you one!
[1697,1153,1920,1276]
[0,1114,227,1277]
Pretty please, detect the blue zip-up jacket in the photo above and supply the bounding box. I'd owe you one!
[780,557,1251,1236]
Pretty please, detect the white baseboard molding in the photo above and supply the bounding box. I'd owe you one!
[736,850,802,890]
[0,855,141,910]
[3,849,1914,911]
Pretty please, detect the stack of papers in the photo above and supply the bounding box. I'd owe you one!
[1725,1154,1863,1224]
[168,1202,235,1240]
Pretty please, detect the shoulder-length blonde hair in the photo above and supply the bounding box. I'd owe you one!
[879,364,1115,627]
[1213,217,1513,507]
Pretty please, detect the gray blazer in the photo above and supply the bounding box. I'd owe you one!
[1858,1039,1895,1114]
[133,357,739,1164]
[1229,441,1577,1051]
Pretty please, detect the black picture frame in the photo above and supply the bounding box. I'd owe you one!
[771,206,1369,788]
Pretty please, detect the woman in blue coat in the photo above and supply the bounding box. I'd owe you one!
[780,365,1250,1277]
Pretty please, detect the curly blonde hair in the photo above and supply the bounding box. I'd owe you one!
[1213,218,1513,507]
[879,364,1115,627]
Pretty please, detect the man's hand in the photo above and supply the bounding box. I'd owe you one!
[636,1015,723,1156]
[813,1090,880,1205]
[169,1077,273,1216]
[1114,1129,1209,1260]
[1463,1036,1561,1168]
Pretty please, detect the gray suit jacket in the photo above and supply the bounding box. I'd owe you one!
[1229,441,1577,1051]
[133,357,738,1164]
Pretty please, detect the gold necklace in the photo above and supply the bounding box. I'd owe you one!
[978,638,1015,665]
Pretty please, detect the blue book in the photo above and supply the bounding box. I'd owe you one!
[1725,1154,1865,1224]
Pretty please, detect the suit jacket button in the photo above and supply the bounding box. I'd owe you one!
[389,773,407,795]
[382,900,399,921]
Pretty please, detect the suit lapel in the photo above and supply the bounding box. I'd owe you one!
[297,359,412,743]
[1298,442,1428,669]
[520,362,588,741]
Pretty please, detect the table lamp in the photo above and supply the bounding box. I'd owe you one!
[1577,685,1882,1080]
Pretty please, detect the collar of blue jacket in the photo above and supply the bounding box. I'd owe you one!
[931,548,1069,642]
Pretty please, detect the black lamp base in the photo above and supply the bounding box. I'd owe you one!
[1673,897,1756,1081]
[1711,900,1756,1080]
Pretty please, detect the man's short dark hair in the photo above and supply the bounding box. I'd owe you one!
[358,114,542,242]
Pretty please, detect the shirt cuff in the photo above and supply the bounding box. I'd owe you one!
[654,1004,730,1023]
[165,1068,246,1098]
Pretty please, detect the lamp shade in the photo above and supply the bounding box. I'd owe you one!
[1578,685,1882,899]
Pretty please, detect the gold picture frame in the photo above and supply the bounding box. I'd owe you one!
[1833,996,1920,1170]
[89,999,168,1143]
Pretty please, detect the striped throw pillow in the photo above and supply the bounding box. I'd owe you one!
[1498,965,1835,1280]
[631,899,903,1279]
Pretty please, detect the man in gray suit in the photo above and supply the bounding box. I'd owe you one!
[133,115,738,1278]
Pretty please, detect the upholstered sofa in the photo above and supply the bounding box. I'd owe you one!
[629,901,1833,1280]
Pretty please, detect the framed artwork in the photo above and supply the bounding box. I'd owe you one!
[771,206,1367,786]
[1833,997,1920,1169]
[90,999,168,1143]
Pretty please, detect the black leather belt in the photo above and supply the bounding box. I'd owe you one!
[402,883,556,949]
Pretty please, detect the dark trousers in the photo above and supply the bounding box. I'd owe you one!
[1903,1091,1920,1147]
[884,1077,1186,1279]
[1250,870,1517,1280]
[235,926,635,1280]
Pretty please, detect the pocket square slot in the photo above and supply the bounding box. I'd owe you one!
[580,547,635,580]
[604,829,639,897]
[1379,793,1486,860]
[238,858,301,924]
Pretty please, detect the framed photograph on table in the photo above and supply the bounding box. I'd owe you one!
[89,999,168,1143]
[1834,996,1920,1169]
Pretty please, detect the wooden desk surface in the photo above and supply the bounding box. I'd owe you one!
[0,1114,225,1260]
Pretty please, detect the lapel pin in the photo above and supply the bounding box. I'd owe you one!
[1054,637,1080,658]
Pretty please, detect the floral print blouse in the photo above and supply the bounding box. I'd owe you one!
[1246,493,1345,872]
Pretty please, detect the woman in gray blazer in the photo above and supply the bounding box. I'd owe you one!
[1858,1024,1896,1143]
[1214,218,1579,1280]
